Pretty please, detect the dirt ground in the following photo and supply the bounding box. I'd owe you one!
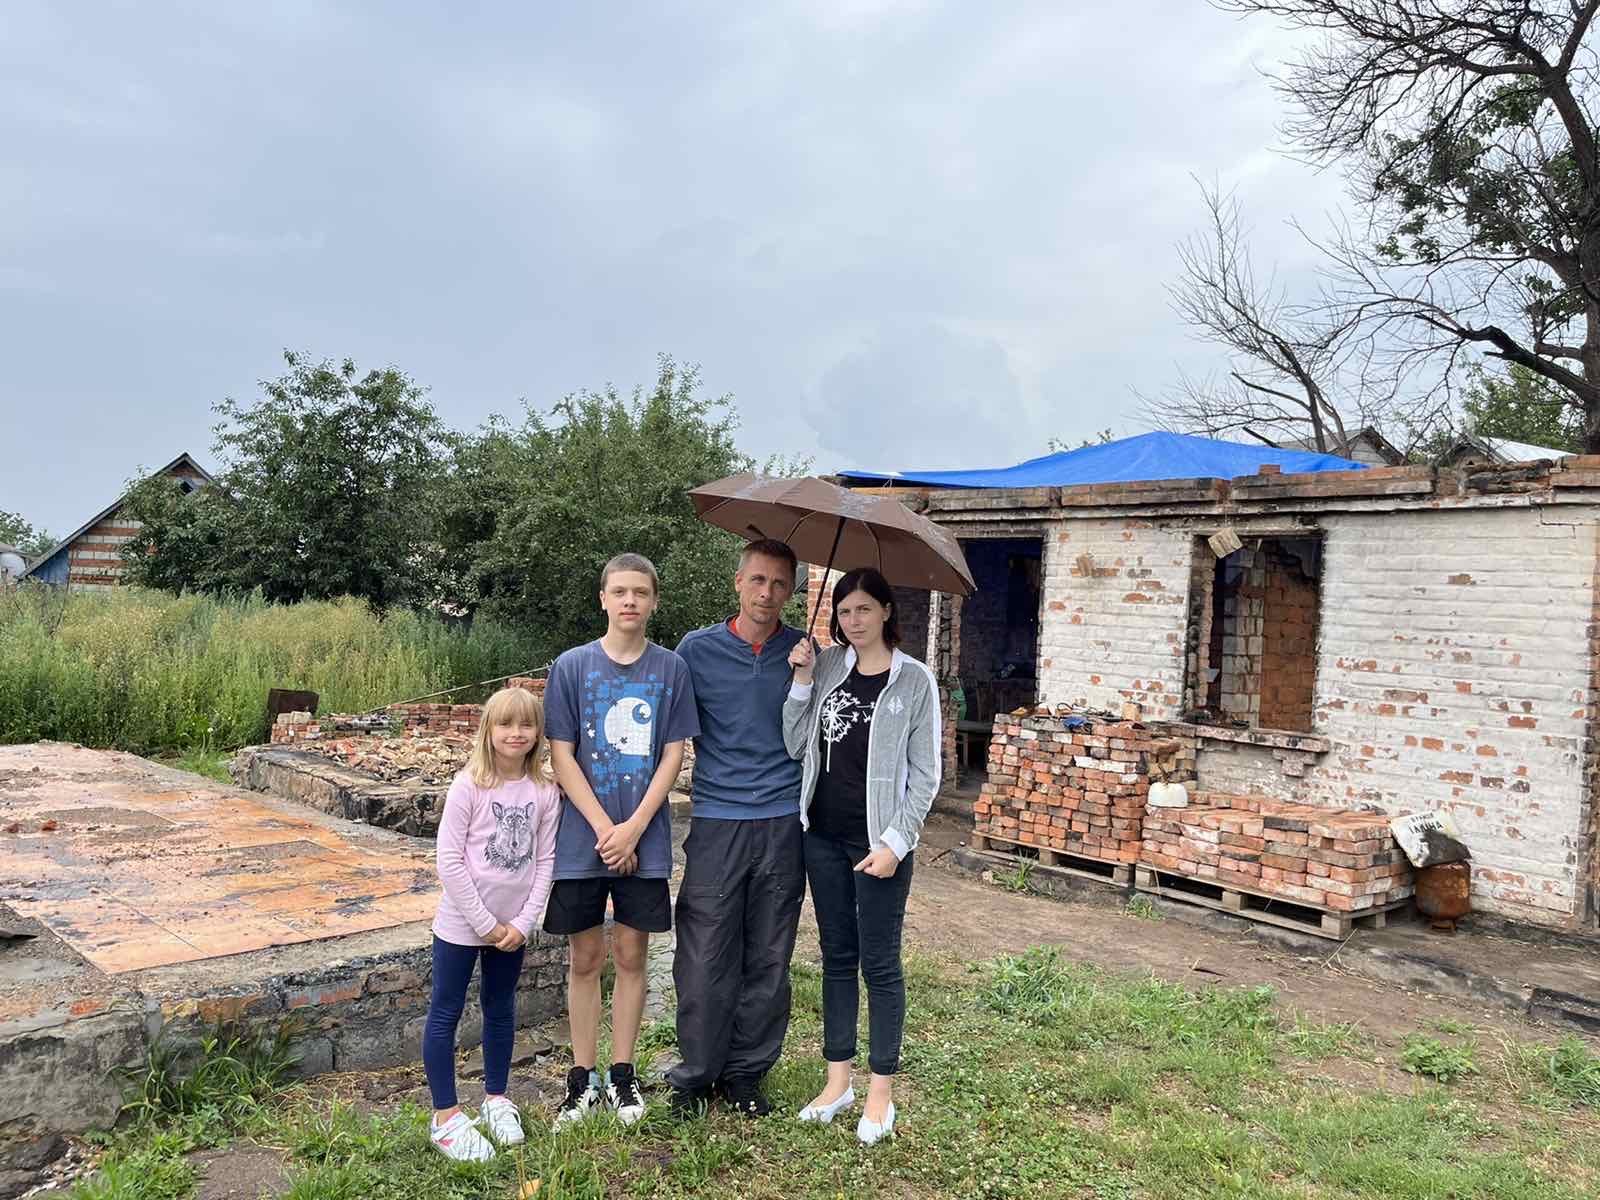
[895,812,1571,1047]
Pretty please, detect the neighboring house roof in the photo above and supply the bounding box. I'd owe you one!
[23,452,214,577]
[1436,435,1574,466]
[836,431,1367,490]
[1280,426,1407,467]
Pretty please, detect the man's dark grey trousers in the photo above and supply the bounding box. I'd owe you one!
[668,814,804,1090]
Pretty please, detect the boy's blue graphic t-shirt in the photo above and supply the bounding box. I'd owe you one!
[544,639,699,880]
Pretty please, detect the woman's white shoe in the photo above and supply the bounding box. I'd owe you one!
[796,1087,855,1124]
[856,1101,895,1145]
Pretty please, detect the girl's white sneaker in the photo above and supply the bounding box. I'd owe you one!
[797,1087,855,1124]
[856,1101,896,1146]
[430,1110,495,1162]
[479,1095,525,1145]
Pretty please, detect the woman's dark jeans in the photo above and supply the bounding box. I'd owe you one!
[422,935,526,1109]
[803,830,914,1076]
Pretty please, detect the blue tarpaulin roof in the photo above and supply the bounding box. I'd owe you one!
[836,431,1368,489]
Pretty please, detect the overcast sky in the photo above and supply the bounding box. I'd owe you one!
[2,1,1350,537]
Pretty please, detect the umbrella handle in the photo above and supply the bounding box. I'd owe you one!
[807,516,846,639]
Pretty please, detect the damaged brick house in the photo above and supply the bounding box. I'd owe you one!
[818,434,1600,933]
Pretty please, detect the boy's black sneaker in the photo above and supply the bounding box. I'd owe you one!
[669,1084,712,1120]
[717,1077,772,1118]
[607,1062,647,1126]
[552,1066,604,1131]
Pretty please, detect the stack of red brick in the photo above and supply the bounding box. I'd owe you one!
[1140,792,1413,912]
[973,715,1167,865]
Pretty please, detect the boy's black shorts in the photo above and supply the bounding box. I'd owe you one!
[543,876,672,935]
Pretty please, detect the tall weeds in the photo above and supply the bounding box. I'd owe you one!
[0,586,544,753]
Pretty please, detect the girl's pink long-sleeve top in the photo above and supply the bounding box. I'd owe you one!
[431,770,560,947]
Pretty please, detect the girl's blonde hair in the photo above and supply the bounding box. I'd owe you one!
[466,686,548,787]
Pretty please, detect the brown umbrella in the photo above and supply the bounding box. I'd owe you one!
[689,473,975,633]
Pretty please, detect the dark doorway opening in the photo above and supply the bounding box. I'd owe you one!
[954,537,1044,770]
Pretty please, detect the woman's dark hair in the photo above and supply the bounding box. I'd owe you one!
[829,566,901,648]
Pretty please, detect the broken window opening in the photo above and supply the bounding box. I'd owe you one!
[1185,534,1321,734]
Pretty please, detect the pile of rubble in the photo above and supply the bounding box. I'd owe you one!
[299,732,472,786]
[266,682,695,794]
[270,677,548,748]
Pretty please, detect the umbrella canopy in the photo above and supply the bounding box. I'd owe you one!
[689,473,976,598]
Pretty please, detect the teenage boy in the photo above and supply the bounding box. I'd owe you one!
[544,552,699,1129]
[667,539,805,1118]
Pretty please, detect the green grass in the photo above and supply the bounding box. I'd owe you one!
[993,856,1036,893]
[0,586,544,754]
[1282,1013,1364,1059]
[1125,894,1161,921]
[163,747,234,784]
[1502,1035,1600,1107]
[119,1021,300,1132]
[68,1138,196,1200]
[65,949,1600,1200]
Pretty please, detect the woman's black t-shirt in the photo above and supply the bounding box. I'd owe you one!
[809,665,891,843]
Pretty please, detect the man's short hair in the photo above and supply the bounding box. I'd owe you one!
[738,538,797,581]
[600,552,659,593]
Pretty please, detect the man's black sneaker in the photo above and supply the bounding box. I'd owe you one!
[552,1066,604,1131]
[607,1062,647,1126]
[669,1084,712,1120]
[718,1078,772,1118]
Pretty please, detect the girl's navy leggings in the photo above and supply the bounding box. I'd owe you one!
[422,934,525,1109]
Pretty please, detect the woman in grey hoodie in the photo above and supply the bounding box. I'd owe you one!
[783,566,941,1145]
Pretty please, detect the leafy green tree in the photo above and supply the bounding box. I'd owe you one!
[1222,1,1600,449]
[0,511,54,560]
[122,352,449,608]
[1459,363,1583,452]
[447,355,800,663]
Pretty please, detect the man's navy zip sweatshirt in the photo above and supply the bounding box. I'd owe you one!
[676,619,805,821]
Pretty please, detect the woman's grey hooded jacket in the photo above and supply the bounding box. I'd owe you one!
[782,644,943,860]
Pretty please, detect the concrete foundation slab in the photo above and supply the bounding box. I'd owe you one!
[0,743,566,1168]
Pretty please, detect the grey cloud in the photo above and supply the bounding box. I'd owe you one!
[809,321,1029,470]
[4,1,1359,533]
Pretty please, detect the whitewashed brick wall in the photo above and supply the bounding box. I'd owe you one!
[1036,518,1192,719]
[1303,508,1594,925]
[1032,504,1598,927]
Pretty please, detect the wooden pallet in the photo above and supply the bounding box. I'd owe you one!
[971,831,1133,886]
[1134,866,1408,940]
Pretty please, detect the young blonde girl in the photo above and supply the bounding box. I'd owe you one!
[425,686,560,1162]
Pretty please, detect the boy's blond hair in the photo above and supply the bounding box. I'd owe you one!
[465,686,548,787]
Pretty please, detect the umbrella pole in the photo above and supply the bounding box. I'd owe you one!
[807,516,846,638]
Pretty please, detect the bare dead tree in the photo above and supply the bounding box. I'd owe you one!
[1142,182,1365,452]
[1217,0,1600,450]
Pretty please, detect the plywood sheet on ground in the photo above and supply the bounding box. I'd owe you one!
[0,743,437,974]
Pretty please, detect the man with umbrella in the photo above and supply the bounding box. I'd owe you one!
[667,538,807,1118]
[674,473,975,1120]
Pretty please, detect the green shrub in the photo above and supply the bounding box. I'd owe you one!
[0,586,544,754]
[1401,1035,1478,1083]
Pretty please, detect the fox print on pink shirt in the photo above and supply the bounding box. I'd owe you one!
[432,772,559,947]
